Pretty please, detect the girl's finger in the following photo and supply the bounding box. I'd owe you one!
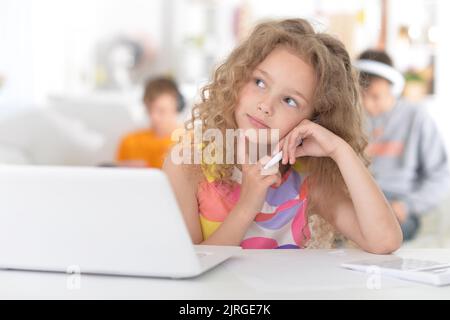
[263,171,282,187]
[260,155,278,175]
[287,125,305,164]
[282,133,290,165]
[287,128,301,164]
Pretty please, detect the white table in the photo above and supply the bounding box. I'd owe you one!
[1,249,450,299]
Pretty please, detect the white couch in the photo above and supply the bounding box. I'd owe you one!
[0,92,149,166]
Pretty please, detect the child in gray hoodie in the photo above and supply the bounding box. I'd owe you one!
[356,50,450,241]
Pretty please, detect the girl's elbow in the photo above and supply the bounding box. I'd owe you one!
[191,233,204,245]
[367,234,403,255]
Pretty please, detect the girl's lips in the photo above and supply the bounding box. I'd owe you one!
[246,114,269,129]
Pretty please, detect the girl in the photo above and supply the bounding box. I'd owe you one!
[164,19,403,254]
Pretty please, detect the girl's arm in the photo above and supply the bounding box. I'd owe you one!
[283,119,403,254]
[200,204,258,246]
[164,154,249,245]
[163,156,204,244]
[320,142,403,254]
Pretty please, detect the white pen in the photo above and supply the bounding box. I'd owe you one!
[263,138,303,170]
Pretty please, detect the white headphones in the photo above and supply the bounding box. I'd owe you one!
[354,59,405,97]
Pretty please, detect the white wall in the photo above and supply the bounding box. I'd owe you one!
[0,0,34,108]
[2,0,449,109]
[430,0,450,155]
[1,0,164,107]
[247,0,382,57]
[435,0,450,105]
[31,0,164,104]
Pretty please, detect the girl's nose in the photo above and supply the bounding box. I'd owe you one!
[257,102,273,116]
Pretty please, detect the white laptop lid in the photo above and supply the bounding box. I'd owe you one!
[0,165,203,278]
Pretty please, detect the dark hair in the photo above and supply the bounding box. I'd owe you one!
[358,49,393,66]
[357,49,394,88]
[143,77,185,112]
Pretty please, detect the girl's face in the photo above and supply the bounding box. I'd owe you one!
[235,47,316,143]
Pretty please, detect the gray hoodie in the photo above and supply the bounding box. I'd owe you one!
[365,99,450,216]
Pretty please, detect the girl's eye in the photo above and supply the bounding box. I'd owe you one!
[284,97,298,108]
[255,78,265,89]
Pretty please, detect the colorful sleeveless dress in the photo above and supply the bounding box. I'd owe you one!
[197,163,311,249]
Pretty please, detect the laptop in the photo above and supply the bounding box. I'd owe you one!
[0,165,241,278]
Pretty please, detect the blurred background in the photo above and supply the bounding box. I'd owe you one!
[1,0,450,247]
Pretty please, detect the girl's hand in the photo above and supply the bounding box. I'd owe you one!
[280,118,346,164]
[237,136,281,216]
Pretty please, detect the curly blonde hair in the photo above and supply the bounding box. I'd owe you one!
[184,18,368,248]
